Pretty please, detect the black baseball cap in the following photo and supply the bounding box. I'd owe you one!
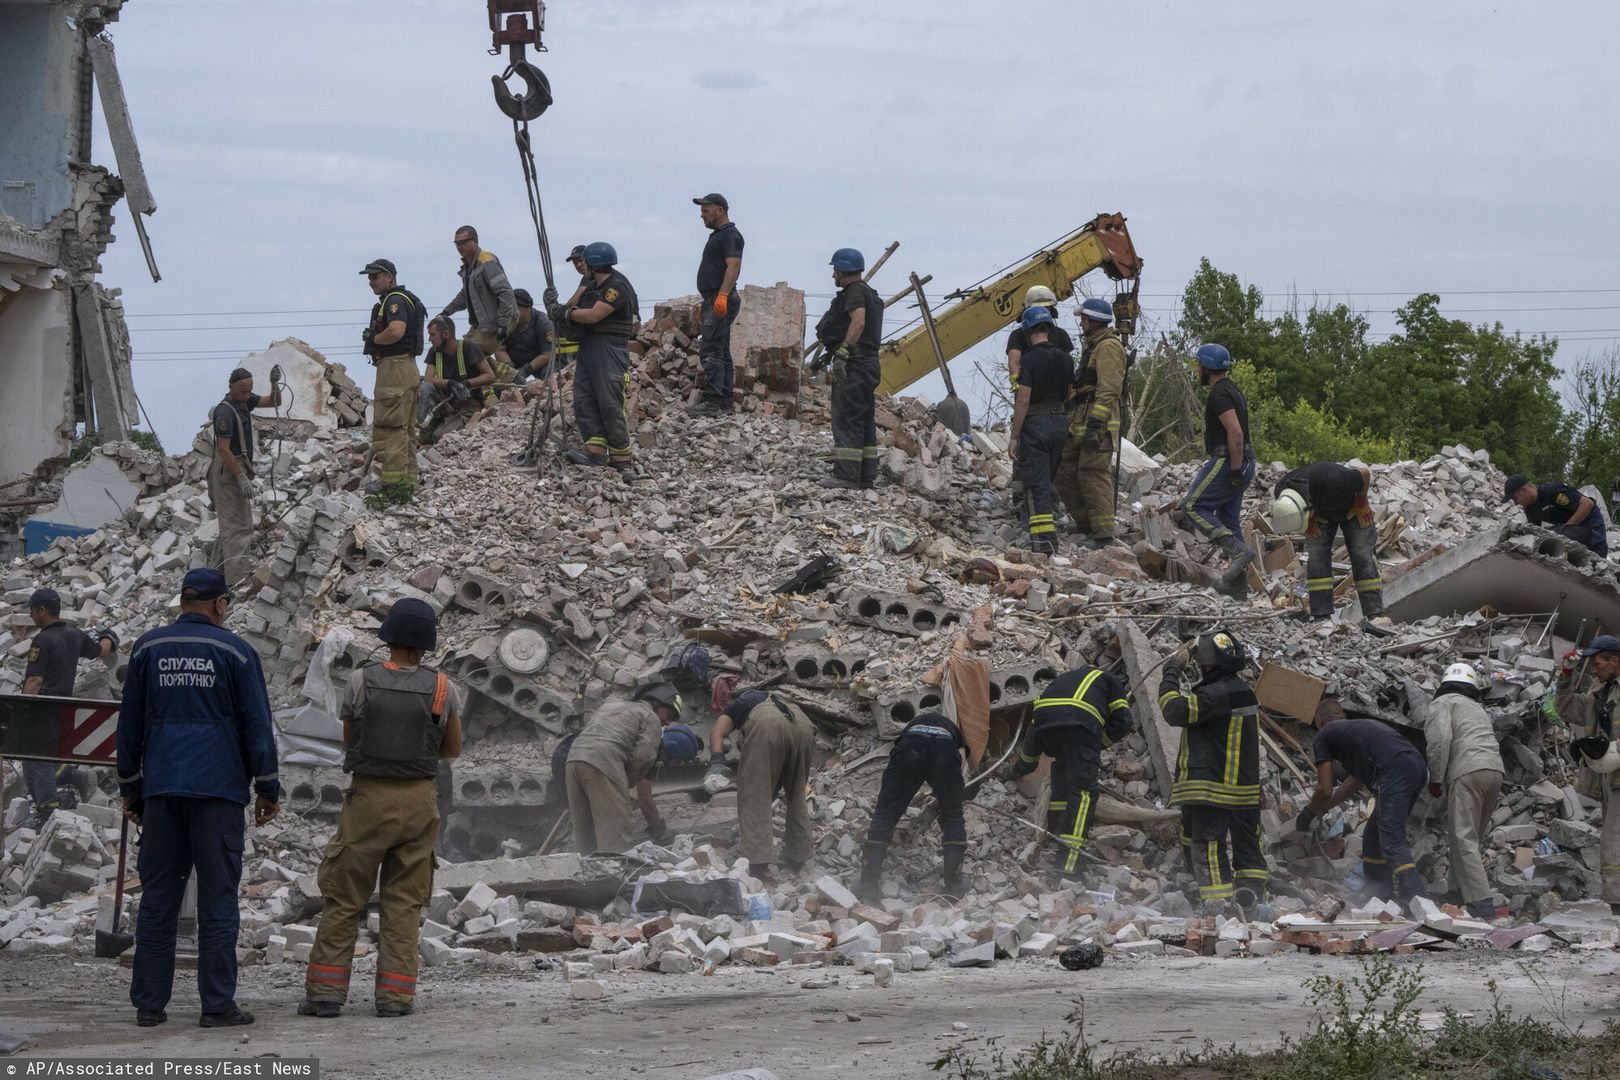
[692,193,729,210]
[27,588,60,611]
[359,258,397,276]
[1502,474,1529,501]
[514,288,534,308]
[180,567,234,602]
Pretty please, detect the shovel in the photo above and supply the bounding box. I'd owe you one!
[910,272,971,436]
[95,815,134,958]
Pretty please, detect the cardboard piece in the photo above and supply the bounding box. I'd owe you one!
[1255,664,1328,723]
[945,634,992,767]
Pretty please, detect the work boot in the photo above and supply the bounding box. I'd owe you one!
[1030,538,1057,556]
[857,842,888,903]
[1465,899,1498,922]
[1215,538,1255,596]
[199,1006,255,1028]
[609,460,639,482]
[135,1009,167,1027]
[941,844,967,899]
[686,400,724,417]
[297,999,342,1019]
[565,447,609,467]
[376,1001,414,1018]
[1394,867,1429,902]
[820,477,861,490]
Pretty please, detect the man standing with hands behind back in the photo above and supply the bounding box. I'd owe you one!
[689,193,744,417]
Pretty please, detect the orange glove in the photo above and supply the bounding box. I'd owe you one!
[713,293,729,318]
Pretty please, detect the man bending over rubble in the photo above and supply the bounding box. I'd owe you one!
[1504,474,1610,557]
[566,682,682,854]
[1555,633,1620,914]
[1270,461,1390,627]
[1424,662,1503,922]
[705,689,816,880]
[858,710,970,901]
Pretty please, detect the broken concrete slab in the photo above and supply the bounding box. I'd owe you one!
[433,854,628,908]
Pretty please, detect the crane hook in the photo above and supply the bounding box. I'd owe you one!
[492,60,552,121]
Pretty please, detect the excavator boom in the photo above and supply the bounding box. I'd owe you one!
[877,212,1142,395]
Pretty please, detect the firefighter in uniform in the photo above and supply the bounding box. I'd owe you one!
[704,689,816,879]
[1010,663,1134,880]
[1424,662,1503,921]
[1181,343,1257,597]
[1504,474,1610,556]
[814,248,884,490]
[438,225,517,370]
[117,568,280,1029]
[299,599,461,1019]
[1004,285,1074,397]
[416,315,496,444]
[564,683,681,855]
[1271,462,1388,623]
[1056,298,1127,544]
[1007,307,1072,554]
[550,242,639,477]
[1556,633,1620,914]
[1158,631,1267,910]
[858,711,970,901]
[360,259,427,504]
[20,588,115,824]
[543,244,591,372]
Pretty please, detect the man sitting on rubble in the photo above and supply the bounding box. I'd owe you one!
[1555,633,1620,915]
[1159,631,1267,912]
[1504,474,1610,557]
[1270,461,1391,628]
[417,315,495,445]
[506,288,558,388]
[858,710,970,902]
[1010,661,1134,883]
[1300,701,1430,901]
[704,689,816,881]
[565,682,681,854]
[1424,662,1503,922]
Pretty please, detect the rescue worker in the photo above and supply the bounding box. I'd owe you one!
[857,711,969,901]
[360,259,427,504]
[1270,462,1389,624]
[438,225,517,369]
[1010,663,1134,880]
[117,568,280,1028]
[1300,707,1429,901]
[1006,307,1073,554]
[1159,631,1267,910]
[1181,343,1256,597]
[416,315,496,444]
[507,288,558,385]
[1504,474,1610,557]
[207,367,284,584]
[542,245,591,373]
[688,193,744,417]
[564,683,681,854]
[298,599,461,1019]
[1555,633,1620,914]
[549,242,639,477]
[813,248,883,490]
[1424,662,1503,921]
[1055,297,1128,544]
[20,588,116,825]
[704,689,815,879]
[1004,285,1074,394]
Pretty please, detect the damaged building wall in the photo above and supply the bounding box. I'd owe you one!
[0,283,76,481]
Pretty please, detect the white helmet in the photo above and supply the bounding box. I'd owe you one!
[1440,662,1487,692]
[1589,739,1620,775]
[1024,285,1057,309]
[1270,489,1308,533]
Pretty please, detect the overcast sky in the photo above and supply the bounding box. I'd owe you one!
[96,0,1620,452]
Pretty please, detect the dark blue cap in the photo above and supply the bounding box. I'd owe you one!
[1503,474,1529,501]
[1581,634,1620,657]
[27,588,60,610]
[722,689,769,721]
[180,567,234,602]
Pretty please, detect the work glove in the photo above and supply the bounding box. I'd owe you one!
[713,293,729,318]
[1083,421,1105,454]
[1559,649,1581,675]
[94,628,119,653]
[645,819,673,844]
[547,301,571,326]
[830,347,849,384]
[361,327,375,348]
[449,380,472,404]
[1427,782,1443,799]
[1573,735,1611,762]
[1171,641,1193,667]
[1294,808,1318,833]
[542,286,559,307]
[269,363,284,387]
[703,754,731,794]
[1010,754,1037,780]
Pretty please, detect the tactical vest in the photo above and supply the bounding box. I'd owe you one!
[371,288,427,358]
[345,663,448,779]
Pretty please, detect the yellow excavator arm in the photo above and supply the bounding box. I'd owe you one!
[876,212,1143,395]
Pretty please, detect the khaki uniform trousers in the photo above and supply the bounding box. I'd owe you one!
[1603,778,1620,903]
[1443,768,1502,904]
[305,775,438,1008]
[372,355,420,487]
[206,456,254,585]
[566,760,638,855]
[1054,434,1116,536]
[464,326,517,388]
[737,707,815,868]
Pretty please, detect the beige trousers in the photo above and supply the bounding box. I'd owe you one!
[566,760,637,855]
[1444,768,1502,904]
[206,457,254,585]
[737,708,815,867]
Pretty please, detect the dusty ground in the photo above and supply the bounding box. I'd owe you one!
[3,948,1618,1079]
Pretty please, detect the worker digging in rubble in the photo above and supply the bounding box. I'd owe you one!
[688,193,744,417]
[298,599,461,1019]
[1504,473,1610,557]
[858,710,971,902]
[1010,661,1134,883]
[417,315,496,445]
[549,241,640,479]
[1424,662,1504,922]
[360,258,428,505]
[565,682,682,854]
[1269,461,1393,628]
[19,587,115,827]
[1007,307,1072,555]
[1004,285,1074,399]
[506,288,558,387]
[1555,633,1620,915]
[1056,297,1128,548]
[812,248,884,490]
[1159,631,1268,913]
[117,568,281,1029]
[705,688,816,881]
[1180,343,1257,597]
[1300,701,1430,902]
[438,225,518,377]
[207,367,283,585]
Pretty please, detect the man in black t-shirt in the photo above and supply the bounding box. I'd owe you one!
[209,367,283,584]
[1180,344,1257,597]
[813,248,884,490]
[21,587,116,824]
[550,242,641,478]
[1008,308,1074,554]
[689,194,745,417]
[1005,285,1075,393]
[1504,474,1610,556]
[859,712,971,901]
[507,288,557,385]
[1271,462,1386,622]
[417,316,496,444]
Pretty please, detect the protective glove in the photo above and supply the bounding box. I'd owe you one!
[1171,642,1193,667]
[547,301,571,326]
[833,343,852,363]
[94,628,119,653]
[1573,735,1611,762]
[703,754,731,794]
[713,293,729,318]
[1010,754,1037,780]
[830,355,848,384]
[269,363,284,387]
[1083,421,1106,454]
[1559,649,1581,675]
[645,819,673,844]
[449,380,472,404]
[361,327,375,348]
[1294,808,1318,833]
[1427,782,1443,799]
[542,286,559,307]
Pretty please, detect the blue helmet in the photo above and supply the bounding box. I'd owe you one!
[1020,307,1055,331]
[1195,343,1232,371]
[829,248,865,273]
[378,598,438,650]
[583,241,618,269]
[660,723,702,762]
[1078,297,1114,323]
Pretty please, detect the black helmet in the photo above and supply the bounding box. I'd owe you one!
[634,681,683,719]
[378,598,438,650]
[1194,630,1245,674]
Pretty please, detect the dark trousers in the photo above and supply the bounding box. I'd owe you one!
[868,733,966,853]
[22,760,86,814]
[1551,519,1609,557]
[1362,752,1429,897]
[131,796,246,1015]
[1181,804,1267,901]
[1032,725,1100,876]
[831,356,880,483]
[699,298,737,408]
[574,333,633,459]
[1019,412,1067,545]
[1231,806,1269,884]
[1184,447,1256,544]
[1305,518,1384,618]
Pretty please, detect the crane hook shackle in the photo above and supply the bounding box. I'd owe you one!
[493,60,552,121]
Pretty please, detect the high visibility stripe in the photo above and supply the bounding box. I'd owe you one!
[1601,865,1620,873]
[1110,699,1129,711]
[1393,862,1416,873]
[1306,578,1336,593]
[861,447,881,459]
[1060,790,1091,873]
[1235,868,1270,880]
[834,448,863,460]
[305,963,351,985]
[1046,801,1067,811]
[1224,716,1242,787]
[1361,856,1387,865]
[431,673,448,717]
[1201,839,1227,899]
[1354,579,1383,592]
[1199,883,1235,900]
[1018,751,1040,764]
[1182,459,1230,539]
[376,971,417,989]
[1034,670,1107,727]
[585,436,608,448]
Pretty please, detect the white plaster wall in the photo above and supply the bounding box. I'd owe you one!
[232,339,339,430]
[34,450,139,529]
[0,282,75,482]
